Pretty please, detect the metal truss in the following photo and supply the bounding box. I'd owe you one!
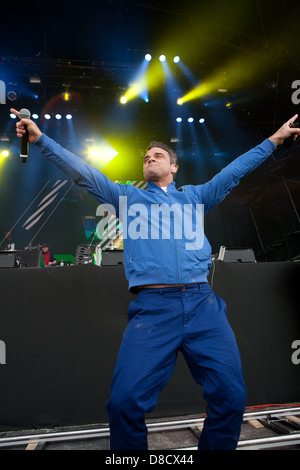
[196,21,273,60]
[0,406,299,450]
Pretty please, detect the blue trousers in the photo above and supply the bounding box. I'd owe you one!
[106,283,247,450]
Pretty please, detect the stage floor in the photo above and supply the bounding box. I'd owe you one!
[1,407,299,451]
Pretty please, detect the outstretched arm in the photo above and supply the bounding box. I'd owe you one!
[198,115,300,212]
[10,108,126,212]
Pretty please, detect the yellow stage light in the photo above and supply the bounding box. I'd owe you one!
[90,148,100,158]
[62,91,71,101]
[121,59,165,104]
[102,140,144,182]
[85,142,119,170]
[1,150,9,158]
[179,55,272,104]
[121,74,149,103]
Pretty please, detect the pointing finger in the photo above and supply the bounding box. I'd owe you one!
[10,108,20,119]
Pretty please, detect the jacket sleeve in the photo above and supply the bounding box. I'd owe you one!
[196,138,276,212]
[34,133,126,213]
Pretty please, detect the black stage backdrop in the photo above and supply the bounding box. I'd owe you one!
[0,261,299,430]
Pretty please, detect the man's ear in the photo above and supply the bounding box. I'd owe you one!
[171,164,178,175]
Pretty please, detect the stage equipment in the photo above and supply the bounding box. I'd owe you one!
[95,244,102,266]
[0,252,16,268]
[217,246,256,263]
[16,250,41,268]
[74,245,94,265]
[101,249,124,266]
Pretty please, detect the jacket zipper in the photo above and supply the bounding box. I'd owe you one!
[165,187,181,284]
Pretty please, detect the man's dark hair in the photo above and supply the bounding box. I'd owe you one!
[146,141,178,166]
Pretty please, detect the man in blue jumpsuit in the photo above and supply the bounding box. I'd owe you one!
[11,108,300,450]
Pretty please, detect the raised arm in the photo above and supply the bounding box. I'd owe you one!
[10,108,126,211]
[198,115,300,212]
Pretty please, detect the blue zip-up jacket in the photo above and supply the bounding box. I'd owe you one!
[35,134,276,290]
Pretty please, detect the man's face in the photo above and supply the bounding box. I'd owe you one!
[42,246,49,253]
[143,147,177,183]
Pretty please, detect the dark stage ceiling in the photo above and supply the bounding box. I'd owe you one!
[1,0,300,122]
[0,0,299,259]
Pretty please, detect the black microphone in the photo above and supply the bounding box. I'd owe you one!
[284,121,300,149]
[19,108,31,163]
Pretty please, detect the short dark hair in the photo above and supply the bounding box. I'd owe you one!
[146,141,178,166]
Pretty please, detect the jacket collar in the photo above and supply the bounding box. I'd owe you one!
[146,181,176,191]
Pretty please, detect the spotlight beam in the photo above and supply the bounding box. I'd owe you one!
[121,58,151,103]
[179,55,271,104]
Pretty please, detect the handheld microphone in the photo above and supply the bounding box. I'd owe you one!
[19,108,31,163]
[284,121,300,149]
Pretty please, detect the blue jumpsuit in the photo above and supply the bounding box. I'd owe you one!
[35,134,276,450]
[107,284,247,450]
